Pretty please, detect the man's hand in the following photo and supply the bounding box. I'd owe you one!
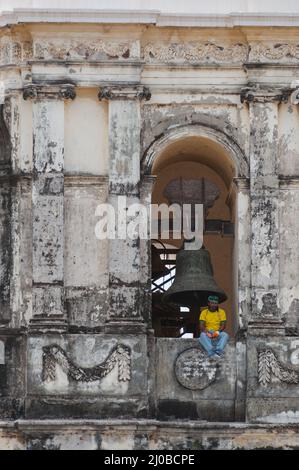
[207,330,219,338]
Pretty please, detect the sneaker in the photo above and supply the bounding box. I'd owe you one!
[208,354,219,362]
[213,353,222,360]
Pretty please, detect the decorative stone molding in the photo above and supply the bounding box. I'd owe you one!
[42,343,131,383]
[0,36,141,65]
[3,9,299,29]
[174,347,217,391]
[3,34,299,68]
[23,84,76,101]
[34,39,140,61]
[249,43,299,63]
[143,42,248,64]
[279,177,299,189]
[258,349,299,387]
[3,33,299,68]
[98,86,151,101]
[240,86,289,104]
[64,175,108,187]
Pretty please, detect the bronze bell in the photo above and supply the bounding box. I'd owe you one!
[163,244,227,308]
[151,245,170,280]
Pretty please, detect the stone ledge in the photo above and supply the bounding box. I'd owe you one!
[3,9,299,28]
[6,418,299,431]
[1,419,298,449]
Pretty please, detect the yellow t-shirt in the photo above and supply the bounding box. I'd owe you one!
[199,308,226,331]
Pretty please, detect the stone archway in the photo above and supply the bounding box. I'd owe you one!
[142,123,249,179]
[142,123,250,336]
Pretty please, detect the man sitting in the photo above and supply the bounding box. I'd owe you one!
[199,295,229,359]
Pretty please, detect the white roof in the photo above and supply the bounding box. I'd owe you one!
[1,0,299,27]
[0,1,299,14]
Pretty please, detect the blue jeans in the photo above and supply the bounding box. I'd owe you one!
[199,331,229,357]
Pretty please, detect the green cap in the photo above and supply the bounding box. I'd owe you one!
[208,295,219,303]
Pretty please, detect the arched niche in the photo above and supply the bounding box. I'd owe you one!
[142,124,250,337]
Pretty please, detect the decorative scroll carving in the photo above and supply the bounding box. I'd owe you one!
[98,87,113,101]
[250,43,299,62]
[136,87,152,101]
[58,87,76,101]
[3,36,299,66]
[240,86,289,104]
[23,85,76,101]
[258,349,299,387]
[0,36,139,65]
[22,86,38,101]
[42,343,131,383]
[34,39,139,61]
[175,347,217,390]
[143,42,248,63]
[98,86,151,101]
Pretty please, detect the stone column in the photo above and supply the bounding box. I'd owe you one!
[233,177,251,333]
[98,86,151,333]
[23,84,76,333]
[140,175,156,327]
[241,87,288,334]
[0,102,11,324]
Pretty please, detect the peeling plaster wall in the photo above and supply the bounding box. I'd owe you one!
[0,21,299,448]
[156,339,238,421]
[64,89,108,176]
[0,421,299,450]
[279,187,299,332]
[278,103,299,177]
[64,179,109,328]
[247,336,299,423]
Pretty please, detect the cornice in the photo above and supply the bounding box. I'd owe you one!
[2,10,299,28]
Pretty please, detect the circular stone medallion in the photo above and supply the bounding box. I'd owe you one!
[174,347,217,390]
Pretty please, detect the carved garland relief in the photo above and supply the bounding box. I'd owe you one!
[143,42,248,63]
[249,43,299,61]
[34,39,140,61]
[2,35,299,66]
[258,349,299,387]
[42,343,131,384]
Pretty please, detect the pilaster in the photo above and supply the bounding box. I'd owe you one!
[241,86,287,334]
[23,84,76,333]
[98,85,151,332]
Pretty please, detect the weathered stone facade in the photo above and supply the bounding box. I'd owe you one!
[0,5,299,449]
